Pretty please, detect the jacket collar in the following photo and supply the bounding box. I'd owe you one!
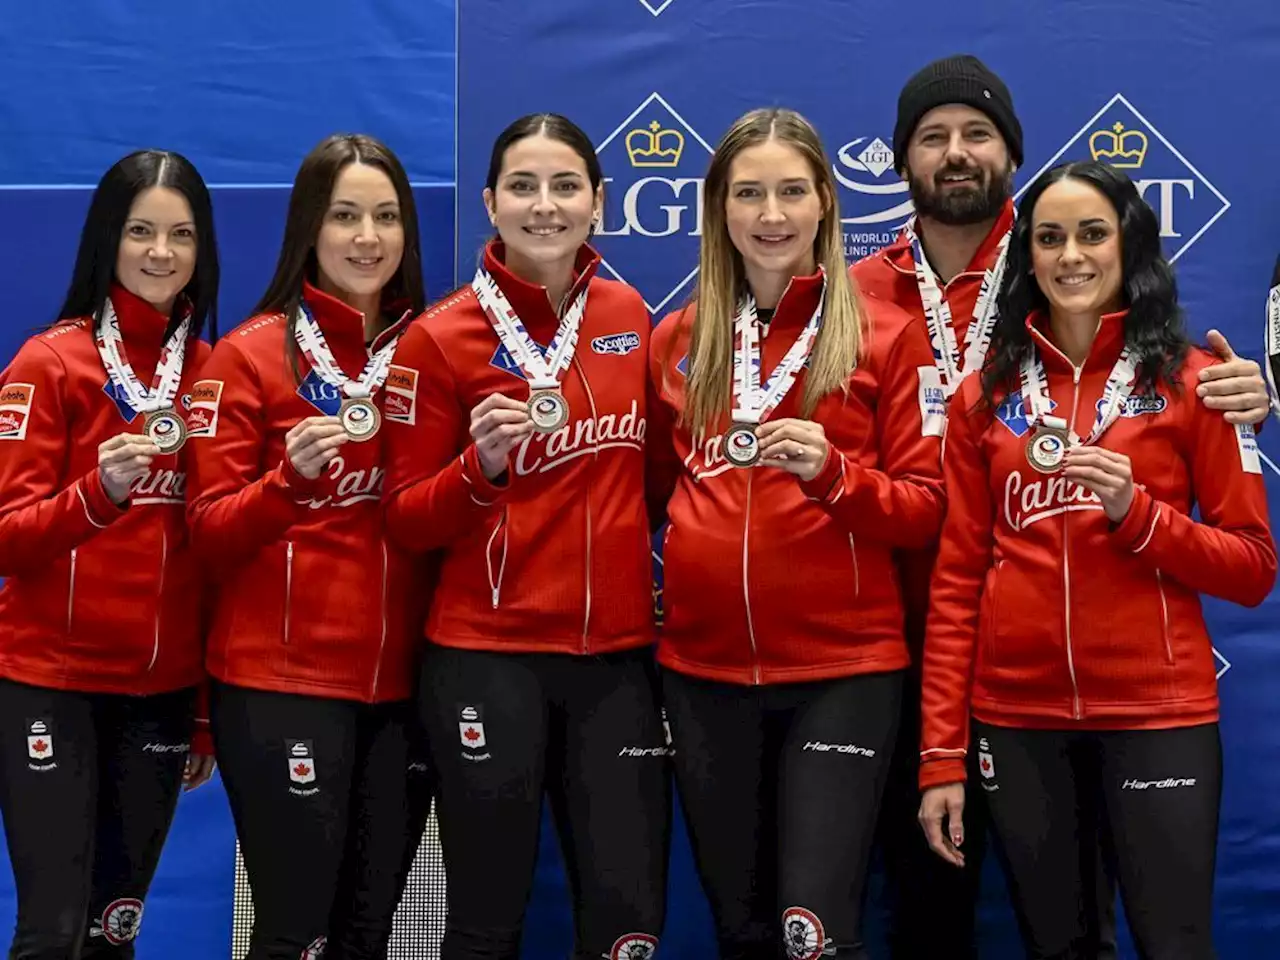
[301,281,412,356]
[108,282,175,343]
[885,198,1017,279]
[1026,307,1130,375]
[756,268,826,335]
[482,240,601,340]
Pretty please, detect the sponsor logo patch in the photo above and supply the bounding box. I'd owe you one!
[383,364,419,424]
[185,380,224,438]
[90,897,144,945]
[591,331,642,356]
[0,383,35,440]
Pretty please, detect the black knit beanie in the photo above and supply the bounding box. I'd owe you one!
[893,55,1023,173]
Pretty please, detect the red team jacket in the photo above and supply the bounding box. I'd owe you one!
[850,201,1017,657]
[0,286,210,713]
[185,282,425,702]
[918,311,1277,789]
[383,242,653,655]
[648,270,947,685]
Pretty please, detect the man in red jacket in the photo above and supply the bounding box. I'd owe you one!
[850,54,1271,959]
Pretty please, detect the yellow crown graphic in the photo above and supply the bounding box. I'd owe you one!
[626,120,685,168]
[1089,122,1148,169]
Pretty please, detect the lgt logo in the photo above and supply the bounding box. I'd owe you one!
[1024,94,1229,262]
[595,92,715,315]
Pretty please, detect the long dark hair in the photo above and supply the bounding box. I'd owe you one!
[55,150,219,342]
[253,134,426,380]
[981,160,1188,410]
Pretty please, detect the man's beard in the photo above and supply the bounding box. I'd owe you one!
[909,161,1014,225]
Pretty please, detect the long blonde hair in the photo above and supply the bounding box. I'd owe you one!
[678,107,864,438]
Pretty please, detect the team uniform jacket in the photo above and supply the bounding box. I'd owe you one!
[647,270,947,686]
[0,285,212,743]
[185,282,425,703]
[850,201,1017,655]
[382,241,653,656]
[918,310,1277,789]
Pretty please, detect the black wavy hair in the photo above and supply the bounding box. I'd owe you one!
[981,160,1189,410]
[55,149,219,341]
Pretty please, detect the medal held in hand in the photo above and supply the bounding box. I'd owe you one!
[1018,343,1137,475]
[142,408,188,454]
[338,397,381,443]
[724,422,762,467]
[472,267,589,435]
[95,300,192,454]
[293,305,402,441]
[527,388,570,432]
[1025,416,1070,473]
[726,277,826,468]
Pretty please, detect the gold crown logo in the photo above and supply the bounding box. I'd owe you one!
[1089,122,1148,169]
[626,120,685,168]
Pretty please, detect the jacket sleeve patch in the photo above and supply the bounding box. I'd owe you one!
[0,383,36,440]
[917,365,947,438]
[185,380,224,438]
[383,364,419,425]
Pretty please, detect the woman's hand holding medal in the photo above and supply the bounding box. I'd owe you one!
[285,416,348,480]
[756,418,830,483]
[98,433,162,504]
[1062,444,1134,522]
[471,393,535,481]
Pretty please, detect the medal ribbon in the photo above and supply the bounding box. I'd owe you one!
[1265,256,1280,416]
[1019,344,1138,446]
[472,266,589,390]
[293,304,400,399]
[95,300,190,415]
[730,273,826,425]
[904,217,1012,399]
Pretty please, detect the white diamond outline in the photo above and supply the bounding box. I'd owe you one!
[594,91,715,315]
[1016,93,1230,263]
[637,0,677,15]
[856,137,895,179]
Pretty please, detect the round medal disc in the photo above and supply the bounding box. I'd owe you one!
[1026,425,1069,474]
[724,422,761,468]
[339,397,381,442]
[528,389,569,433]
[143,408,187,454]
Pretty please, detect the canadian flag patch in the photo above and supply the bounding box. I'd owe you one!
[26,718,54,765]
[458,705,486,750]
[978,737,995,780]
[285,739,317,785]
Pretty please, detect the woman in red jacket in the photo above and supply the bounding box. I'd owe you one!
[648,108,946,960]
[383,114,667,960]
[0,149,218,958]
[185,134,433,960]
[918,160,1276,958]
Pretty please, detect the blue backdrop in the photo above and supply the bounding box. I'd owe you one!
[0,1,1277,957]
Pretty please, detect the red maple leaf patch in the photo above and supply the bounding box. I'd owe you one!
[32,739,48,754]
[981,757,991,771]
[295,763,312,777]
[464,727,480,742]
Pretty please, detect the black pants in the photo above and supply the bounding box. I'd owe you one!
[0,678,195,960]
[976,720,1222,960]
[875,687,1119,960]
[663,668,903,960]
[418,644,670,960]
[211,682,435,960]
